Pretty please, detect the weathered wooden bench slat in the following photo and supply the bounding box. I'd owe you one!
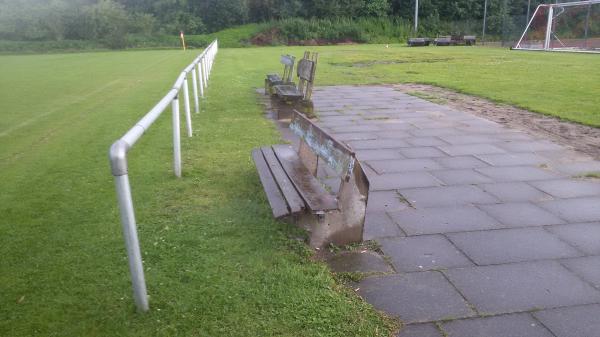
[251,149,290,218]
[260,147,305,214]
[272,144,339,212]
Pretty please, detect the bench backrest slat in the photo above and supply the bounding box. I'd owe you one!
[280,55,295,83]
[289,110,355,179]
[297,59,314,81]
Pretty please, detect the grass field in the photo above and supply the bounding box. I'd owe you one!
[1,45,599,336]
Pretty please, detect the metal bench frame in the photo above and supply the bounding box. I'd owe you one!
[252,110,369,248]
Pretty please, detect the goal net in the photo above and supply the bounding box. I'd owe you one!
[514,0,600,53]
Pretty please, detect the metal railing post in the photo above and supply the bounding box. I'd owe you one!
[203,57,209,85]
[191,65,200,114]
[198,60,205,98]
[182,76,193,137]
[172,95,182,177]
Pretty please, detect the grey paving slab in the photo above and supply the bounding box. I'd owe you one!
[405,137,449,147]
[379,235,473,272]
[355,149,403,161]
[534,304,600,337]
[445,261,600,314]
[349,139,410,150]
[447,228,581,265]
[439,134,504,145]
[400,185,499,208]
[549,160,600,175]
[389,206,500,235]
[442,314,553,337]
[334,132,378,142]
[479,182,553,202]
[478,202,565,227]
[435,156,490,169]
[363,211,404,240]
[529,179,600,199]
[358,272,475,323]
[476,153,550,167]
[539,197,600,223]
[327,251,392,273]
[368,158,444,174]
[377,130,412,139]
[331,125,381,133]
[369,172,441,191]
[561,256,600,288]
[438,144,506,156]
[431,169,495,185]
[547,222,600,255]
[397,324,443,337]
[368,191,411,212]
[476,166,561,182]
[497,140,563,152]
[399,147,448,159]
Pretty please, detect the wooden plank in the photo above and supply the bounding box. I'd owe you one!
[289,110,355,178]
[252,149,291,218]
[297,59,314,81]
[272,145,338,212]
[261,147,305,214]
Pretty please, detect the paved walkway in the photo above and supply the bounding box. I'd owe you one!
[310,86,600,337]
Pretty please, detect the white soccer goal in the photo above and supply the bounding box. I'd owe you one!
[514,0,600,53]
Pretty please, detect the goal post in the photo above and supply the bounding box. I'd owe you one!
[514,0,600,53]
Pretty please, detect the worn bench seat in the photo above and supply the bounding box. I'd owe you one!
[252,110,369,248]
[265,55,295,95]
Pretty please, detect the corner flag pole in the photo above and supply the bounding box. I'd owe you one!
[180,31,186,51]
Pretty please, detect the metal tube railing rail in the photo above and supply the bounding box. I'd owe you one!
[109,39,218,312]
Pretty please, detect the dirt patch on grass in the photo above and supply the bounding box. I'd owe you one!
[394,83,600,160]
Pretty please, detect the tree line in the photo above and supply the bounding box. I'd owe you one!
[0,0,551,47]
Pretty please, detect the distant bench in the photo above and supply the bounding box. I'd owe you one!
[252,110,370,248]
[265,54,296,95]
[408,38,432,47]
[274,51,318,104]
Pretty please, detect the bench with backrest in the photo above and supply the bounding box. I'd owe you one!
[252,110,369,248]
[408,37,432,47]
[265,54,296,95]
[273,51,318,104]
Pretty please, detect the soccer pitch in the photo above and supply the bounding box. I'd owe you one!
[1,45,598,336]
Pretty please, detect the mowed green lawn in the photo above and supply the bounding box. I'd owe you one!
[0,45,598,336]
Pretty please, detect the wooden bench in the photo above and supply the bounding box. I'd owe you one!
[252,110,370,248]
[265,54,296,95]
[274,51,318,104]
[408,38,431,47]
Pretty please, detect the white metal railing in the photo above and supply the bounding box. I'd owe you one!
[108,39,218,312]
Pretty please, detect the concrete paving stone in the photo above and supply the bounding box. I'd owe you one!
[431,169,495,185]
[534,304,600,337]
[561,256,600,288]
[397,324,443,337]
[478,202,565,227]
[529,179,600,199]
[363,211,405,240]
[539,197,600,223]
[438,144,506,156]
[493,131,535,141]
[404,137,449,147]
[348,139,410,150]
[447,227,581,265]
[389,206,500,235]
[355,149,403,161]
[497,140,563,153]
[444,261,600,314]
[479,182,553,202]
[476,153,550,167]
[476,166,561,182]
[435,156,490,169]
[334,132,378,142]
[376,130,412,139]
[331,125,381,133]
[547,223,600,255]
[441,313,554,337]
[399,147,448,159]
[368,158,444,174]
[369,172,441,191]
[358,272,475,323]
[549,160,600,175]
[379,235,473,272]
[327,251,392,273]
[400,185,499,208]
[439,134,504,145]
[368,191,411,212]
[378,123,417,131]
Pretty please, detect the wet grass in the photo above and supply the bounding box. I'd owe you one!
[1,44,598,336]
